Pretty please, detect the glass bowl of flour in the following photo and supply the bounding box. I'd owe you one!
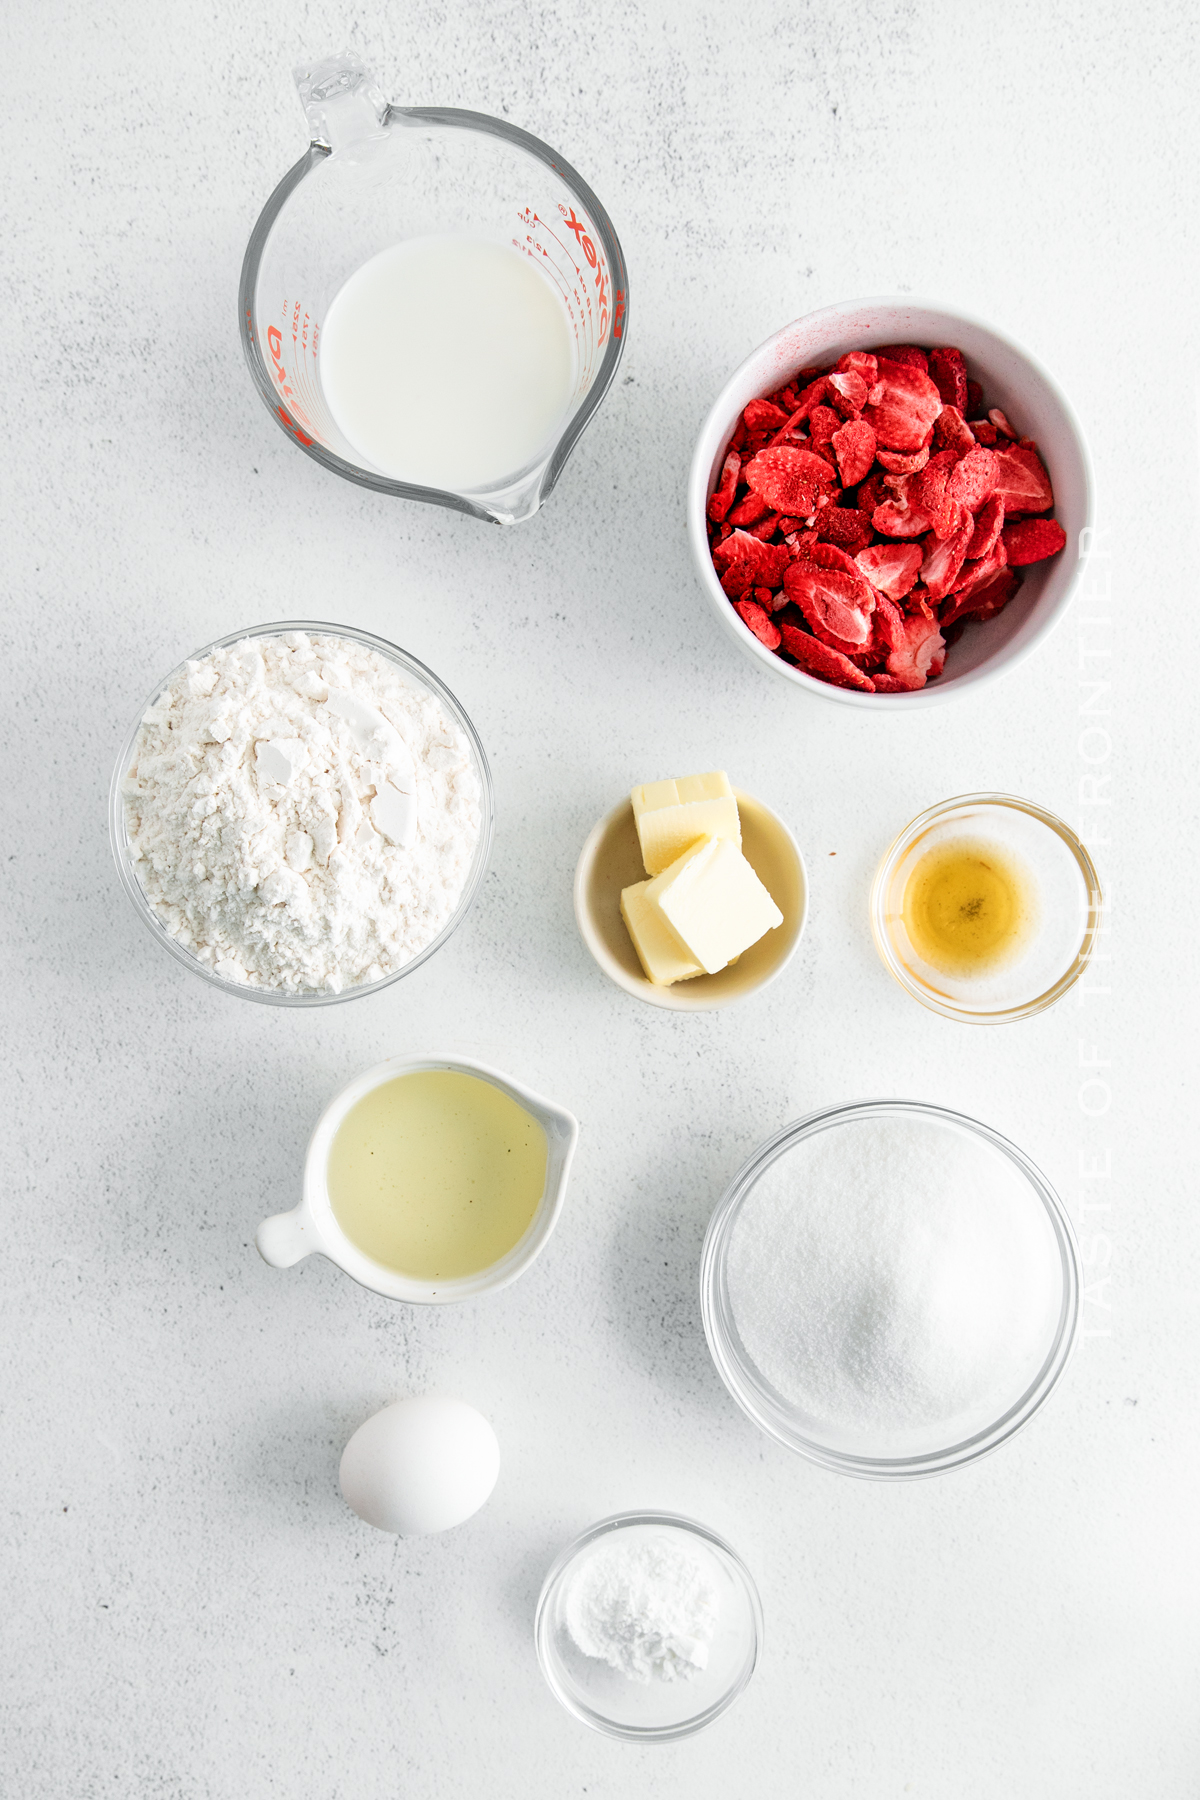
[110,622,493,1004]
[535,1512,763,1740]
[701,1100,1080,1478]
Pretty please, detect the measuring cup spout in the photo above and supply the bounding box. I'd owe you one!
[294,53,389,152]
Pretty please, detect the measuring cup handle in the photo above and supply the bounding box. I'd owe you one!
[293,53,389,152]
[256,1207,315,1269]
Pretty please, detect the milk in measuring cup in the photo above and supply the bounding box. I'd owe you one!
[319,236,575,490]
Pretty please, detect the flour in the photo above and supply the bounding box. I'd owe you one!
[122,631,482,993]
[563,1534,720,1684]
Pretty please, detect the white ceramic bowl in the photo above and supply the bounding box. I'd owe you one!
[687,297,1094,708]
[256,1053,578,1303]
[572,789,807,1011]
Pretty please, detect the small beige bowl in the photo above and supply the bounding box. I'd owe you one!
[573,790,807,1011]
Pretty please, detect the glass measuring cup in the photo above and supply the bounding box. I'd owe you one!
[239,54,629,524]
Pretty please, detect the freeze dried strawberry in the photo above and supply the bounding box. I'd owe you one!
[831,419,876,488]
[1002,517,1067,564]
[746,511,782,540]
[947,537,1006,593]
[767,376,830,444]
[809,404,842,450]
[969,568,1019,621]
[783,557,876,649]
[855,541,923,600]
[920,514,975,602]
[743,445,838,514]
[862,357,944,452]
[752,586,773,608]
[727,490,771,527]
[742,398,790,434]
[992,444,1053,515]
[836,350,879,384]
[827,369,869,418]
[877,442,931,474]
[940,542,1010,620]
[932,405,975,459]
[868,589,907,654]
[989,407,1016,439]
[712,529,791,596]
[809,541,870,578]
[883,605,946,688]
[917,448,956,510]
[873,474,933,538]
[946,444,998,511]
[914,450,968,539]
[734,598,783,649]
[876,345,930,373]
[707,449,741,522]
[782,527,821,562]
[941,563,1019,629]
[854,473,886,516]
[965,494,1004,559]
[967,419,999,446]
[966,379,983,415]
[818,507,873,553]
[779,621,876,690]
[928,346,968,411]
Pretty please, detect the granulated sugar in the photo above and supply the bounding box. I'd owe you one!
[725,1115,1057,1441]
[122,631,482,993]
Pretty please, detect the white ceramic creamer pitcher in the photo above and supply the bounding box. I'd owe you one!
[239,53,629,524]
[256,1053,579,1303]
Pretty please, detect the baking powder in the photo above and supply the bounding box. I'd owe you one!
[563,1534,720,1684]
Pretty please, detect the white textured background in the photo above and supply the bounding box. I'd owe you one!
[4,3,1198,1795]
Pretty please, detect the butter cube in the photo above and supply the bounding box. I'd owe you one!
[620,880,704,986]
[631,770,741,875]
[645,835,783,975]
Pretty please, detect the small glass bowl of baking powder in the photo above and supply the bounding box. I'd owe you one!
[534,1511,763,1741]
[108,620,494,1006]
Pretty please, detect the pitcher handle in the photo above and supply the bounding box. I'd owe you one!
[294,53,389,152]
[256,1207,316,1268]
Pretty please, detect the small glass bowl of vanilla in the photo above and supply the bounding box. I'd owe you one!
[870,793,1103,1023]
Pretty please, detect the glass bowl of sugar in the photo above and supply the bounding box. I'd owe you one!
[534,1512,763,1740]
[109,621,494,1005]
[701,1100,1080,1478]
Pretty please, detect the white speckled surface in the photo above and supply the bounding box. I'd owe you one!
[4,3,1198,1795]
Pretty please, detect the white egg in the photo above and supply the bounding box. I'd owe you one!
[338,1396,500,1536]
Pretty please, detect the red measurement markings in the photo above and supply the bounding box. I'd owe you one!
[526,206,610,354]
[266,324,315,443]
[514,213,591,363]
[561,206,623,342]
